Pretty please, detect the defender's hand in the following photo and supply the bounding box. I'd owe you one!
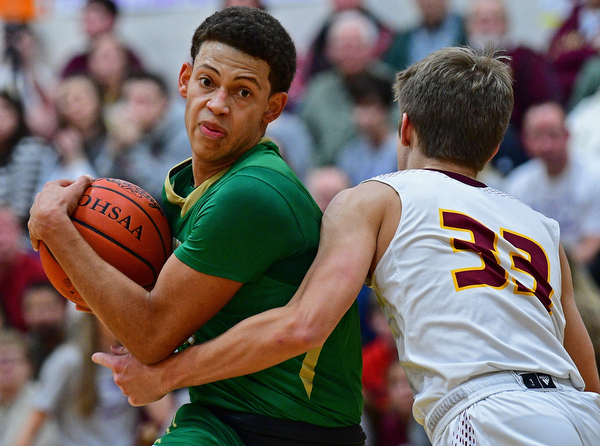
[92,346,169,406]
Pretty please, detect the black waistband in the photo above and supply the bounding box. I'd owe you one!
[208,406,366,446]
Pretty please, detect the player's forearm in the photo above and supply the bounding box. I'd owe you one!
[161,304,322,391]
[162,228,371,389]
[92,310,317,407]
[40,220,169,362]
[161,261,364,391]
[28,177,161,357]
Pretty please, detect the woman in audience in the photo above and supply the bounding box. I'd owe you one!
[46,74,109,182]
[0,329,58,446]
[0,90,54,228]
[15,314,174,446]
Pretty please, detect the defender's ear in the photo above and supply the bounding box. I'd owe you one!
[262,92,288,125]
[487,145,500,164]
[400,113,413,147]
[179,62,193,99]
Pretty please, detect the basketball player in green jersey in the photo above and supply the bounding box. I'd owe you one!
[28,7,365,446]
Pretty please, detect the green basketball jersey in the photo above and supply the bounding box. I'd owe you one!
[162,139,363,427]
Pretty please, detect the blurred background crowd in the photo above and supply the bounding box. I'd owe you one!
[1,0,600,445]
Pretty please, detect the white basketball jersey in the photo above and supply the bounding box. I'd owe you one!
[367,169,585,426]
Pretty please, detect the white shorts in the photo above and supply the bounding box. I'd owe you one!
[429,372,600,446]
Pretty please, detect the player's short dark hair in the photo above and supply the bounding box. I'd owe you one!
[394,46,514,172]
[87,0,118,17]
[190,6,296,94]
[124,71,170,97]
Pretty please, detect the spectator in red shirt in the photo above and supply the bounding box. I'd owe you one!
[547,0,600,105]
[0,206,49,331]
[61,0,143,79]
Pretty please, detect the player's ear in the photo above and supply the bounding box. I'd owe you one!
[178,62,193,99]
[263,92,288,125]
[487,145,500,164]
[400,113,413,147]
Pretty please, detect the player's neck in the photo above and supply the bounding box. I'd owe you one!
[422,160,478,179]
[408,153,478,180]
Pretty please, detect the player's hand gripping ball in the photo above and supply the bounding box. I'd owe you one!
[39,178,172,312]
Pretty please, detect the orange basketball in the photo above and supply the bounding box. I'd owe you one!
[39,178,172,311]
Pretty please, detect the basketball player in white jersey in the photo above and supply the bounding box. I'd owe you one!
[94,47,600,445]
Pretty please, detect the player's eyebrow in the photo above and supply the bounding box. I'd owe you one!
[235,75,263,91]
[199,62,263,91]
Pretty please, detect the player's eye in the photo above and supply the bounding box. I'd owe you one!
[199,77,212,87]
[238,89,251,98]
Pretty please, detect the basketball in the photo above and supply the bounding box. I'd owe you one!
[39,178,172,311]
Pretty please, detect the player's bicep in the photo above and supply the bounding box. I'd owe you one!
[317,188,380,285]
[289,185,385,341]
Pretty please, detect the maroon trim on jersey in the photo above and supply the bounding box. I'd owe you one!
[425,169,487,188]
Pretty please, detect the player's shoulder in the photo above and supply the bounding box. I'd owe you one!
[328,180,399,225]
[349,178,398,200]
[217,166,316,221]
[229,145,296,185]
[223,164,304,203]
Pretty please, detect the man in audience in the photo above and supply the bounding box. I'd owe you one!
[383,0,467,71]
[305,166,350,214]
[300,9,395,166]
[466,0,562,175]
[302,0,393,82]
[503,102,600,274]
[336,72,398,185]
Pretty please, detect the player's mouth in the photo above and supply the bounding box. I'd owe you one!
[200,121,226,139]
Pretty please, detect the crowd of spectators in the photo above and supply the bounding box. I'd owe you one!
[2,0,600,445]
